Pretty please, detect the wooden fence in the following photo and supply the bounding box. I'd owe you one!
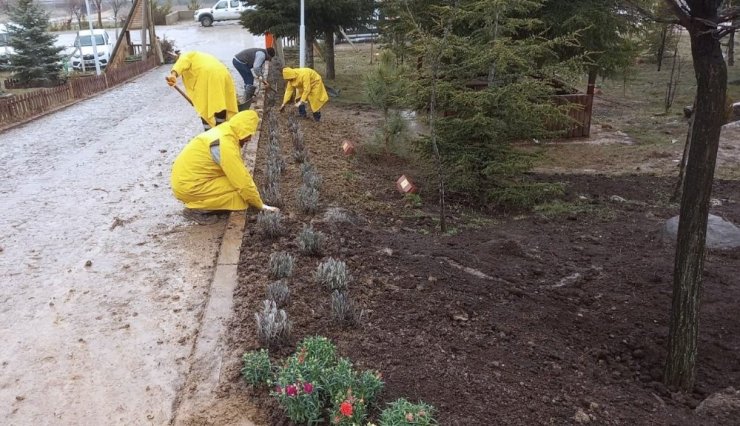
[0,55,158,128]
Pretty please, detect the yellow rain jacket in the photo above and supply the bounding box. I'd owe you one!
[172,51,239,128]
[282,67,329,112]
[171,110,264,211]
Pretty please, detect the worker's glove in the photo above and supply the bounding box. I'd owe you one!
[278,104,286,112]
[165,74,177,87]
[262,204,280,213]
[294,100,304,108]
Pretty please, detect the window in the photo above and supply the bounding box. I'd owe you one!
[214,1,226,9]
[77,35,106,46]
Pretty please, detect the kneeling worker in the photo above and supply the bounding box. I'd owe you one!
[171,110,279,224]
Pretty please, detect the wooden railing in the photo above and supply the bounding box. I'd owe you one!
[0,55,159,128]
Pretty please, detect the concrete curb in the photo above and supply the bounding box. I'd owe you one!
[171,68,268,426]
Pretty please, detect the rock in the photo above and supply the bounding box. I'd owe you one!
[683,105,693,118]
[732,102,740,122]
[663,214,740,249]
[84,260,92,267]
[378,247,393,256]
[574,408,591,423]
[609,195,626,203]
[696,387,740,419]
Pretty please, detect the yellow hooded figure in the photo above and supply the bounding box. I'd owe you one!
[280,67,329,121]
[171,110,266,216]
[168,51,239,130]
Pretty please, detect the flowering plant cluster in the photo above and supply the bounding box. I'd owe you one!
[241,349,272,386]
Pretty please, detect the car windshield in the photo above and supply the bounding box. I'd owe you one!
[77,35,105,46]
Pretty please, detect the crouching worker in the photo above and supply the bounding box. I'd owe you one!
[166,51,239,131]
[278,67,329,122]
[171,110,279,225]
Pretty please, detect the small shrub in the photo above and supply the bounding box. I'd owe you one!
[331,290,363,325]
[187,0,201,10]
[255,300,292,347]
[256,210,285,239]
[241,349,273,386]
[262,181,282,207]
[269,251,295,279]
[297,184,320,214]
[267,280,291,308]
[379,399,437,425]
[297,225,326,256]
[302,167,323,190]
[315,258,350,291]
[293,147,308,163]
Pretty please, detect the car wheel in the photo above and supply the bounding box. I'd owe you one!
[200,16,213,27]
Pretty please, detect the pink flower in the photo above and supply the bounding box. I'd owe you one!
[275,385,283,394]
[303,382,314,394]
[405,412,414,422]
[286,384,298,397]
[340,401,353,417]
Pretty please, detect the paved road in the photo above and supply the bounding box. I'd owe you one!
[0,21,262,425]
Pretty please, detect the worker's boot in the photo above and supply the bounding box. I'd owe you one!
[244,84,257,101]
[298,104,308,118]
[182,208,225,225]
[312,111,321,122]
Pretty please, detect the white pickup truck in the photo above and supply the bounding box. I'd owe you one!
[194,0,251,27]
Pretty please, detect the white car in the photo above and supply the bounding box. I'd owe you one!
[71,29,112,71]
[194,0,251,27]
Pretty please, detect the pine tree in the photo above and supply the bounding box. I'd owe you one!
[7,0,64,84]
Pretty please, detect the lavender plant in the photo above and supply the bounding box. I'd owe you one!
[267,279,291,308]
[297,184,319,214]
[330,290,363,325]
[255,299,292,347]
[297,225,326,256]
[315,258,350,291]
[269,251,295,279]
[256,210,285,239]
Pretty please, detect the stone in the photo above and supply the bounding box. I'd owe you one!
[574,408,591,423]
[696,387,740,419]
[683,105,693,118]
[663,214,740,250]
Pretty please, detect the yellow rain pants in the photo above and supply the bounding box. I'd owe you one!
[282,67,329,112]
[170,110,264,211]
[172,51,239,128]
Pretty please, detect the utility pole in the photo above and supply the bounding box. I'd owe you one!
[299,0,305,67]
[84,0,101,75]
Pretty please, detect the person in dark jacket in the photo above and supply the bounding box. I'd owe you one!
[232,47,276,100]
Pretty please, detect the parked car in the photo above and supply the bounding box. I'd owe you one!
[336,25,379,44]
[194,0,252,27]
[0,24,15,65]
[70,29,112,71]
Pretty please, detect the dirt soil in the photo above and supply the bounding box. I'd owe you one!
[220,103,740,425]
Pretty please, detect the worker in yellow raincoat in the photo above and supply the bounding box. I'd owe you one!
[171,110,279,225]
[278,67,329,122]
[166,51,239,131]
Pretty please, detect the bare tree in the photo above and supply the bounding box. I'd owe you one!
[66,0,85,30]
[109,0,129,38]
[92,0,103,27]
[660,0,731,391]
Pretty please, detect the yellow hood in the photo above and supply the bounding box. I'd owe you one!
[222,110,259,141]
[282,67,298,80]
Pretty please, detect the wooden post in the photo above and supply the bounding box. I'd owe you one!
[140,0,148,57]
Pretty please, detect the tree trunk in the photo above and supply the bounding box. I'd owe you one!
[324,29,335,80]
[663,22,727,391]
[307,33,315,69]
[657,25,668,71]
[728,29,735,66]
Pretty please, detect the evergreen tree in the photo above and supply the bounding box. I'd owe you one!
[384,0,580,207]
[7,0,64,84]
[240,0,374,79]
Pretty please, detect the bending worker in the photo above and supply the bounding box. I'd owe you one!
[171,110,279,225]
[232,47,275,100]
[278,67,329,122]
[166,51,239,131]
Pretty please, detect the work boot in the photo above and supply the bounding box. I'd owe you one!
[298,104,308,118]
[182,208,225,225]
[313,111,321,122]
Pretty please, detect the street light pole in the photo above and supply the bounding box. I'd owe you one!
[84,0,101,75]
[299,0,305,67]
